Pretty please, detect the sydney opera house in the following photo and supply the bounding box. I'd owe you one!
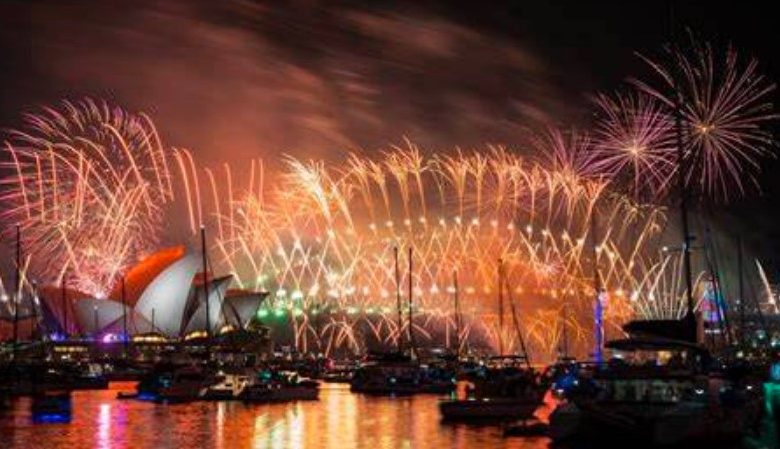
[0,246,268,340]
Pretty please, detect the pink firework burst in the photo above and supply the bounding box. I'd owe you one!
[634,36,778,201]
[593,91,677,200]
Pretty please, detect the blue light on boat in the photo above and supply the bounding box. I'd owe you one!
[32,413,72,424]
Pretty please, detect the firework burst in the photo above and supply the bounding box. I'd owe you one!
[174,145,679,361]
[0,99,173,296]
[634,36,778,200]
[593,91,677,200]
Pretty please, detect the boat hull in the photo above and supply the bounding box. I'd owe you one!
[550,398,762,445]
[439,398,541,422]
[242,386,319,403]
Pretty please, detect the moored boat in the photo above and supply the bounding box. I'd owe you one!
[30,389,72,423]
[241,370,319,402]
[320,360,358,383]
[439,355,546,422]
[201,372,251,400]
[350,352,423,395]
[155,366,215,403]
[549,337,763,445]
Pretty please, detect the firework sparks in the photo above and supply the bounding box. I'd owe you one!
[593,91,677,200]
[0,99,173,296]
[0,35,776,357]
[634,36,778,200]
[175,145,680,360]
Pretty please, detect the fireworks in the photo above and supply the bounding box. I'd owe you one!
[0,99,173,297]
[634,36,778,201]
[173,146,675,359]
[0,35,777,359]
[593,91,677,200]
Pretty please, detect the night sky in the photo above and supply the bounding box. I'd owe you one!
[1,1,779,269]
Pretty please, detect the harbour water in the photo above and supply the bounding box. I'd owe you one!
[0,382,551,449]
[3,382,779,448]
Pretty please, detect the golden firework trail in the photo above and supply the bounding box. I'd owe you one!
[0,99,173,297]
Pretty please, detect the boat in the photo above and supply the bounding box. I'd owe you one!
[440,262,545,421]
[155,366,215,403]
[0,361,109,395]
[134,363,179,400]
[439,355,546,422]
[116,391,138,400]
[66,363,109,390]
[104,361,146,382]
[350,352,424,395]
[542,356,584,399]
[320,360,358,383]
[30,389,72,423]
[201,372,251,400]
[549,337,763,445]
[418,361,457,394]
[241,370,319,402]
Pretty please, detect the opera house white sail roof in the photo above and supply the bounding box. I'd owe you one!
[7,247,268,339]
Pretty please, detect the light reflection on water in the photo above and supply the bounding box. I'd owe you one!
[0,383,551,449]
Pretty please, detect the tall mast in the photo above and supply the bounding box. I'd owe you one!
[591,216,604,363]
[738,235,746,345]
[407,246,416,358]
[561,304,569,359]
[453,270,461,357]
[93,305,99,339]
[702,233,731,346]
[31,281,38,341]
[670,3,696,341]
[201,225,211,346]
[121,276,129,359]
[61,274,68,339]
[13,224,21,359]
[394,246,404,353]
[504,273,531,369]
[497,259,504,355]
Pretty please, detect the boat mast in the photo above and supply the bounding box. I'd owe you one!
[591,216,604,363]
[504,272,531,369]
[13,224,21,361]
[670,4,697,342]
[497,258,504,355]
[394,246,404,353]
[561,304,569,359]
[121,275,129,359]
[453,269,461,357]
[738,235,746,345]
[201,225,211,353]
[407,246,416,358]
[31,281,38,341]
[93,305,99,339]
[61,274,68,339]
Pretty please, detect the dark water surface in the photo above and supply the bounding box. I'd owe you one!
[0,383,552,449]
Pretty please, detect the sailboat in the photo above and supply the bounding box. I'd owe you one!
[351,247,426,395]
[439,260,546,421]
[351,247,456,395]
